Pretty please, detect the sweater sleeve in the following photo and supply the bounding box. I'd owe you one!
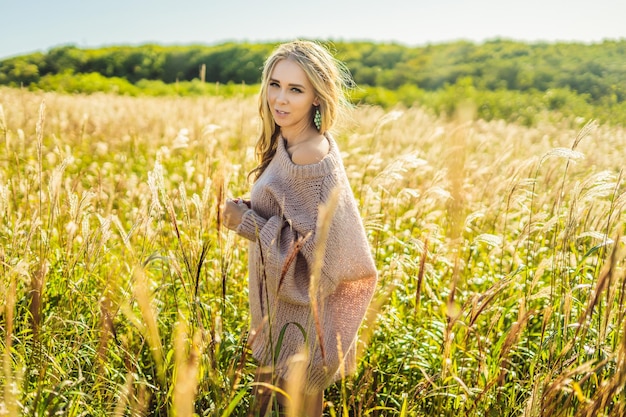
[236,208,312,305]
[293,183,377,300]
[278,178,377,304]
[236,175,377,306]
[236,208,268,241]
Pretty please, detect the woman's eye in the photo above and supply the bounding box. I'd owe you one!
[291,88,302,93]
[269,82,279,87]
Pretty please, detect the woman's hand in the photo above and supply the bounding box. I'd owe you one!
[221,198,250,231]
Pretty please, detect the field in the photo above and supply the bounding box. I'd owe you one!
[1,86,625,416]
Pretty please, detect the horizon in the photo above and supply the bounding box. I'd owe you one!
[5,35,623,60]
[1,0,625,60]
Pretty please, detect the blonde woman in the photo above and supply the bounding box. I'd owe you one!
[222,40,377,417]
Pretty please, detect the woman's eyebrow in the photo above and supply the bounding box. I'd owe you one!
[269,78,306,89]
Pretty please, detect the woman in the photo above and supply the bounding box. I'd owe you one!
[222,40,377,416]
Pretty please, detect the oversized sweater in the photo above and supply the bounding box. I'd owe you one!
[236,134,377,393]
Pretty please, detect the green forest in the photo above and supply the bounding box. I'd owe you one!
[2,39,625,126]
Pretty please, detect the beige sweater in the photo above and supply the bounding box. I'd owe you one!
[236,134,377,393]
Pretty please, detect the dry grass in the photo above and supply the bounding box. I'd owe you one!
[0,86,625,416]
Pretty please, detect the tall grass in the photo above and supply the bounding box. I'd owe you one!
[0,86,625,416]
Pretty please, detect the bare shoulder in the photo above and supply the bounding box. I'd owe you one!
[291,136,330,165]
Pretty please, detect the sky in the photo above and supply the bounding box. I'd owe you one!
[1,0,625,59]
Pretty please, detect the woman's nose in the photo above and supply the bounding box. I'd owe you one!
[276,89,288,103]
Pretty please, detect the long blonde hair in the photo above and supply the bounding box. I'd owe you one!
[250,40,353,180]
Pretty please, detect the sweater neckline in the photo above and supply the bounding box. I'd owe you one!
[275,133,340,179]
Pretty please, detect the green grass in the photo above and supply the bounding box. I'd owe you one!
[1,87,625,416]
[16,71,626,127]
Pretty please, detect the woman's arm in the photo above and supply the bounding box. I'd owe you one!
[221,199,250,231]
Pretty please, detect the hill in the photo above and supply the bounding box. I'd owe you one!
[1,40,625,125]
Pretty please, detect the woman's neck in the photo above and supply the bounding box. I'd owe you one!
[280,125,320,147]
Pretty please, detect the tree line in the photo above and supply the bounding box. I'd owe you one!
[2,39,625,104]
[2,40,626,126]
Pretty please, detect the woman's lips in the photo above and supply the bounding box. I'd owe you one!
[274,109,289,119]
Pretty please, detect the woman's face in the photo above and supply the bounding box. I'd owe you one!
[267,58,318,133]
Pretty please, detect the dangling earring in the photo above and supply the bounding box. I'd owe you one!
[314,106,322,131]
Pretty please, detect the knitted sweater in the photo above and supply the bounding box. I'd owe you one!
[236,134,377,393]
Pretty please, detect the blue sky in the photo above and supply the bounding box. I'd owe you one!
[1,0,625,59]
